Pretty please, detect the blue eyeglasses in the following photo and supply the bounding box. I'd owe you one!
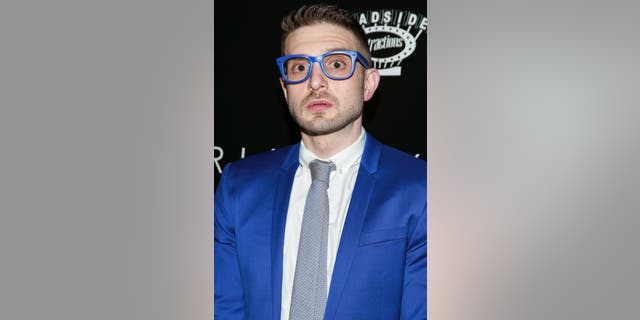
[276,50,370,84]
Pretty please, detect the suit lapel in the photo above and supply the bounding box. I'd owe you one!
[323,134,381,319]
[271,145,299,320]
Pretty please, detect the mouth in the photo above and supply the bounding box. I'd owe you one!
[306,99,333,112]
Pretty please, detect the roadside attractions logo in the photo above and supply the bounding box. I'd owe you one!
[354,9,427,76]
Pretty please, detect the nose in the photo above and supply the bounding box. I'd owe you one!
[308,61,327,91]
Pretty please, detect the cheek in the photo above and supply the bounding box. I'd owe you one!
[285,88,307,106]
[337,84,364,104]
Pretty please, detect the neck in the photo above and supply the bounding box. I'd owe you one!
[301,124,362,159]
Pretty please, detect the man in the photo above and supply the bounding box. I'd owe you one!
[215,4,426,319]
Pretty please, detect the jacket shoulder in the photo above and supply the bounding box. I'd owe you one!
[221,144,297,179]
[379,144,426,176]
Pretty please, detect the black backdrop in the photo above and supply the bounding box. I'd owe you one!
[214,1,427,188]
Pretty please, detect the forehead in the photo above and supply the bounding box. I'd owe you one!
[284,23,360,56]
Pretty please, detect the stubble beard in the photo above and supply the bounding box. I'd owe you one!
[289,93,362,137]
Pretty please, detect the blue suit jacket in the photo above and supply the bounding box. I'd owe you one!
[215,133,426,319]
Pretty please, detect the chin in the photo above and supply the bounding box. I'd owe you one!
[302,121,348,136]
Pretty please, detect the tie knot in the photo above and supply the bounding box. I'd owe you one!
[309,159,335,185]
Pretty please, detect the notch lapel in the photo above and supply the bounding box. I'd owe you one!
[323,134,382,319]
[271,145,299,320]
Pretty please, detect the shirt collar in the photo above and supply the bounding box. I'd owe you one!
[299,128,367,173]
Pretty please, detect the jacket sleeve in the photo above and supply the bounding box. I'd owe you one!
[214,163,246,319]
[400,203,427,319]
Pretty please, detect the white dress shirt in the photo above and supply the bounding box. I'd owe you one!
[280,129,366,320]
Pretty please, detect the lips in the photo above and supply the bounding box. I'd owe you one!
[306,99,333,111]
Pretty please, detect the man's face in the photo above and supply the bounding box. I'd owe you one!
[280,23,378,137]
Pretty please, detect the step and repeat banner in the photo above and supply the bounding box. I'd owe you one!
[214,1,427,187]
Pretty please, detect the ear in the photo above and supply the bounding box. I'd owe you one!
[279,77,288,102]
[363,68,380,102]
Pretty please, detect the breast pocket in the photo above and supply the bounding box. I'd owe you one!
[358,227,407,246]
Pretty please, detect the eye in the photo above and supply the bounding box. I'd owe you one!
[285,58,310,75]
[330,61,346,69]
[324,54,351,72]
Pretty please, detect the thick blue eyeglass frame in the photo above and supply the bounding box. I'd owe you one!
[276,50,370,85]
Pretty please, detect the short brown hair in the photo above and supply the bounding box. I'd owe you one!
[280,3,371,63]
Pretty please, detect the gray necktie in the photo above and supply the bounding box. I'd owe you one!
[289,159,335,320]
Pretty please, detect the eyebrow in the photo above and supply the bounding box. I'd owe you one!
[288,47,352,56]
[324,47,349,52]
